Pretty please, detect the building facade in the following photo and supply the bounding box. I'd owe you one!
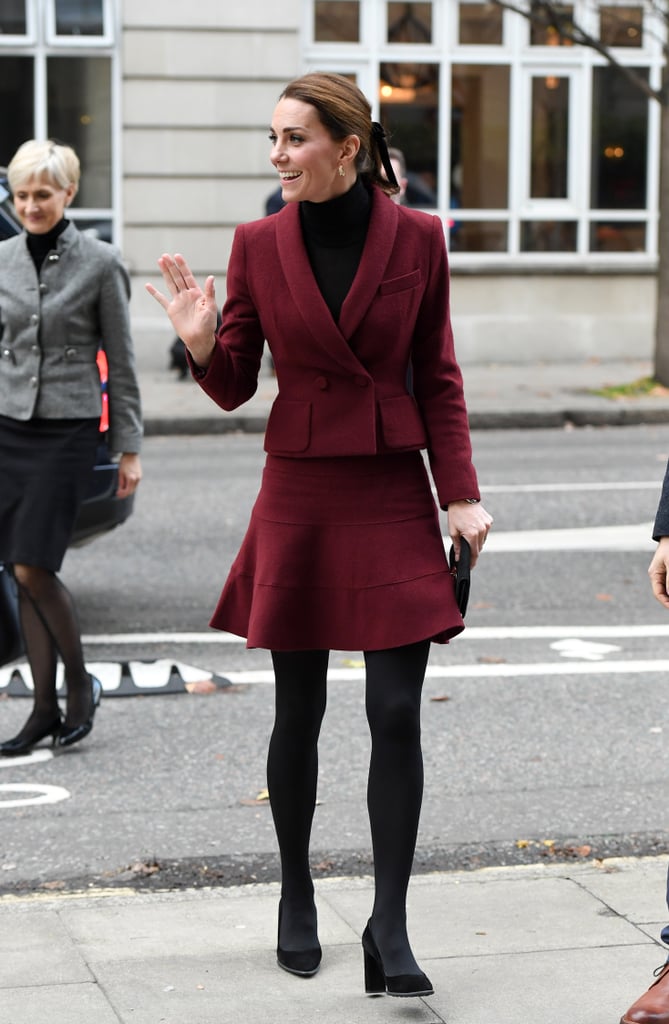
[0,0,662,363]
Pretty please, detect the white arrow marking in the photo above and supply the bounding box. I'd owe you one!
[550,638,622,661]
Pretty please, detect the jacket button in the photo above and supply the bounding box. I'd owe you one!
[29,376,38,388]
[39,283,48,293]
[315,375,329,390]
[48,253,59,262]
[30,314,39,325]
[31,344,40,354]
[354,375,370,388]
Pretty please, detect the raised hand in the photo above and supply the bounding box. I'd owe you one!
[146,253,218,369]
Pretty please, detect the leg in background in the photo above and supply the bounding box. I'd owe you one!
[13,564,92,727]
[364,639,431,978]
[268,649,329,956]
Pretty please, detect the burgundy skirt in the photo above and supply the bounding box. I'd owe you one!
[211,451,464,652]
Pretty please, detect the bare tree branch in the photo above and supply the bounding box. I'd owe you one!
[493,0,664,102]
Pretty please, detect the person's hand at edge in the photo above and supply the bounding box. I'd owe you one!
[649,535,669,608]
[146,253,218,370]
[116,453,142,499]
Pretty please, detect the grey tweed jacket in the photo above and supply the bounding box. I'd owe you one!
[0,222,142,454]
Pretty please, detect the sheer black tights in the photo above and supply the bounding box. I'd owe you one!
[268,640,430,972]
[11,564,91,736]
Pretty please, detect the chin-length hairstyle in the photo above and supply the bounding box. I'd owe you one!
[8,139,81,197]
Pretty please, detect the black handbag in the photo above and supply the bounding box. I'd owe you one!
[449,538,471,618]
[0,564,23,666]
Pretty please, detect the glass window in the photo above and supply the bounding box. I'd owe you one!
[530,4,574,46]
[600,6,643,47]
[590,221,645,251]
[591,66,648,209]
[521,221,577,251]
[0,57,34,167]
[314,1,360,42]
[54,0,104,37]
[47,56,111,207]
[450,221,508,253]
[458,3,503,45]
[387,2,432,44]
[451,64,509,208]
[530,76,569,200]
[380,62,439,207]
[0,0,27,35]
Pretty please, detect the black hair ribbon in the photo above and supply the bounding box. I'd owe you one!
[371,121,399,188]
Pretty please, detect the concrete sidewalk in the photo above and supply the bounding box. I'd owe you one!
[1,856,667,1024]
[140,357,669,435]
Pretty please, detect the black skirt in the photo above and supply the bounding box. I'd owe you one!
[0,415,100,571]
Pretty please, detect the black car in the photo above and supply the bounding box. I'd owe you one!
[0,172,134,546]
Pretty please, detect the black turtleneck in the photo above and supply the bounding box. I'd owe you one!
[26,218,68,273]
[299,178,371,322]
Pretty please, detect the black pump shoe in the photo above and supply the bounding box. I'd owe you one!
[362,921,433,998]
[56,675,102,749]
[0,714,62,757]
[276,899,322,977]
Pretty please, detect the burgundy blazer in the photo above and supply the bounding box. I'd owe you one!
[196,185,480,509]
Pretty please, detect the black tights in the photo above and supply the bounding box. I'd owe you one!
[268,639,430,974]
[9,564,91,737]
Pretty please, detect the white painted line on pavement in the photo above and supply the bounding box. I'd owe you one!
[220,660,669,684]
[0,784,70,809]
[77,624,669,645]
[482,523,654,552]
[481,482,662,494]
[0,750,53,769]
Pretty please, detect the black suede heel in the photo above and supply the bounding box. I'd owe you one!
[362,921,433,998]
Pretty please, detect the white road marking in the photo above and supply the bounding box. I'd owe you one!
[0,750,53,769]
[219,660,669,684]
[481,482,662,494]
[57,623,669,646]
[0,784,69,809]
[483,523,654,552]
[550,638,622,661]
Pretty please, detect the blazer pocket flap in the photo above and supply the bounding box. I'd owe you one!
[379,269,421,295]
[265,397,312,453]
[379,395,427,448]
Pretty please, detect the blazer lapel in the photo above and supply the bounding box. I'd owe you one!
[274,188,398,375]
[339,189,398,340]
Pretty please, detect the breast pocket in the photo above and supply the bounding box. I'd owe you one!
[379,269,422,296]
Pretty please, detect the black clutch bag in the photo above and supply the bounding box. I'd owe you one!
[449,538,471,618]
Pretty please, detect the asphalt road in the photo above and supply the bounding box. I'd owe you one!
[1,425,668,894]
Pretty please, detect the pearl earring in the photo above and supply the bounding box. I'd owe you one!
[338,165,345,177]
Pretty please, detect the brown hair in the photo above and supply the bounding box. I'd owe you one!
[280,73,399,197]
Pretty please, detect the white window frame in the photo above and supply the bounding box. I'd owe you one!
[45,0,113,47]
[301,0,661,268]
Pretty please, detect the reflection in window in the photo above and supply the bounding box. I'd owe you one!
[314,1,359,42]
[451,64,509,209]
[521,221,577,251]
[47,56,111,207]
[55,0,104,36]
[531,76,568,199]
[380,62,439,207]
[530,3,574,45]
[0,57,34,167]
[591,66,647,209]
[387,3,432,44]
[449,221,508,253]
[590,221,645,251]
[600,6,642,47]
[0,0,26,35]
[458,3,503,45]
